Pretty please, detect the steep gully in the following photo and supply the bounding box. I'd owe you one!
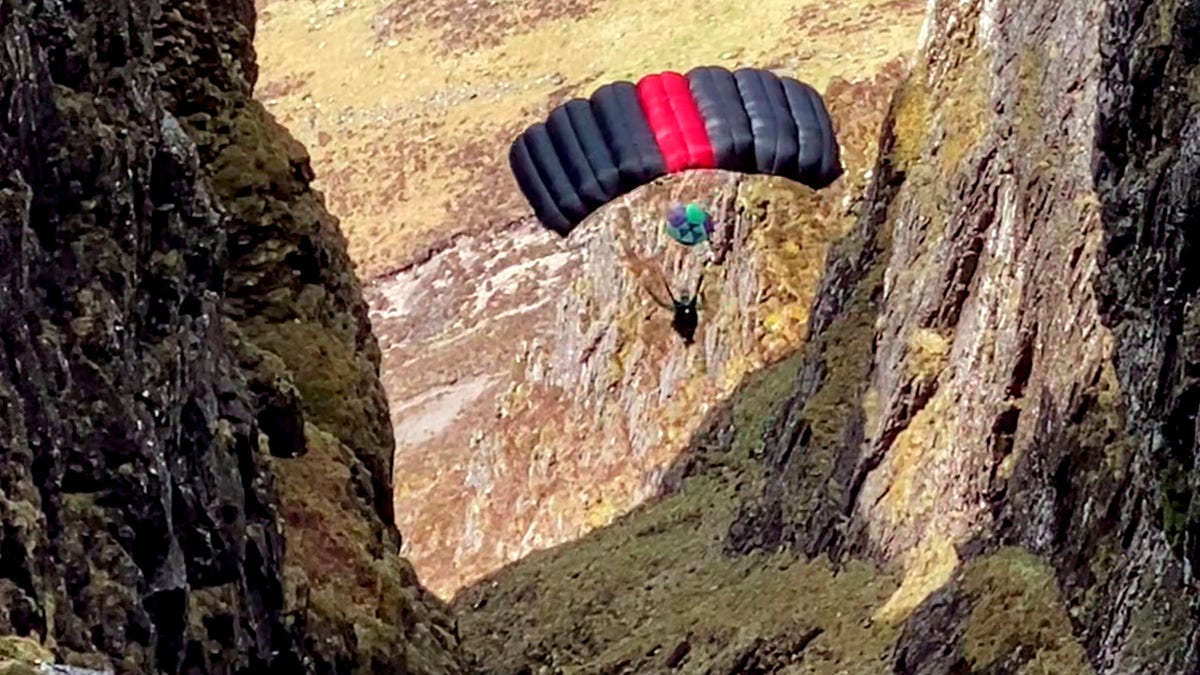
[365,168,863,599]
[361,47,901,602]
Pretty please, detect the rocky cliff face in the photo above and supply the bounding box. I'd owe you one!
[731,0,1200,670]
[0,1,462,672]
[8,0,1198,670]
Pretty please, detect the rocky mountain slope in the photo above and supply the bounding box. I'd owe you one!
[0,0,461,672]
[366,64,900,597]
[456,0,1200,672]
[6,0,1199,672]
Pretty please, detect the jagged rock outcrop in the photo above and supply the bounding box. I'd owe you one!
[729,0,1200,670]
[0,0,462,672]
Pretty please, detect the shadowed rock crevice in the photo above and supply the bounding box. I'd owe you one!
[1,0,464,671]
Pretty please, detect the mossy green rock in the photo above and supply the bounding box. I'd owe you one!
[0,0,462,671]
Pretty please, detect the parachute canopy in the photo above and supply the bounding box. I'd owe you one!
[509,66,844,236]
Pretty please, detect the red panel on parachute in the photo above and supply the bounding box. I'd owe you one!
[636,74,687,172]
[636,72,715,173]
[659,71,716,169]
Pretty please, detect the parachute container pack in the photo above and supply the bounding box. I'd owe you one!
[509,66,844,236]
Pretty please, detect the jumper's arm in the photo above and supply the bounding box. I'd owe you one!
[619,240,677,310]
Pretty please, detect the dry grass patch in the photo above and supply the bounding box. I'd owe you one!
[372,0,600,53]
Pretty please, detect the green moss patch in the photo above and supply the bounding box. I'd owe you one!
[272,425,398,614]
[904,327,952,383]
[247,318,389,467]
[0,637,52,665]
[960,548,1092,673]
[272,424,462,673]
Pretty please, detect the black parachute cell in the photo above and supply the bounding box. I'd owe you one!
[686,66,755,173]
[811,84,843,187]
[563,98,621,201]
[708,67,756,172]
[686,67,734,168]
[522,122,589,227]
[590,81,666,190]
[781,78,824,184]
[546,104,609,210]
[759,70,801,178]
[586,84,635,186]
[782,78,842,187]
[509,135,572,234]
[733,69,781,175]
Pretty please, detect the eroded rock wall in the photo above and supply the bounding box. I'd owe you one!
[733,0,1200,670]
[0,0,462,672]
[370,169,855,597]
